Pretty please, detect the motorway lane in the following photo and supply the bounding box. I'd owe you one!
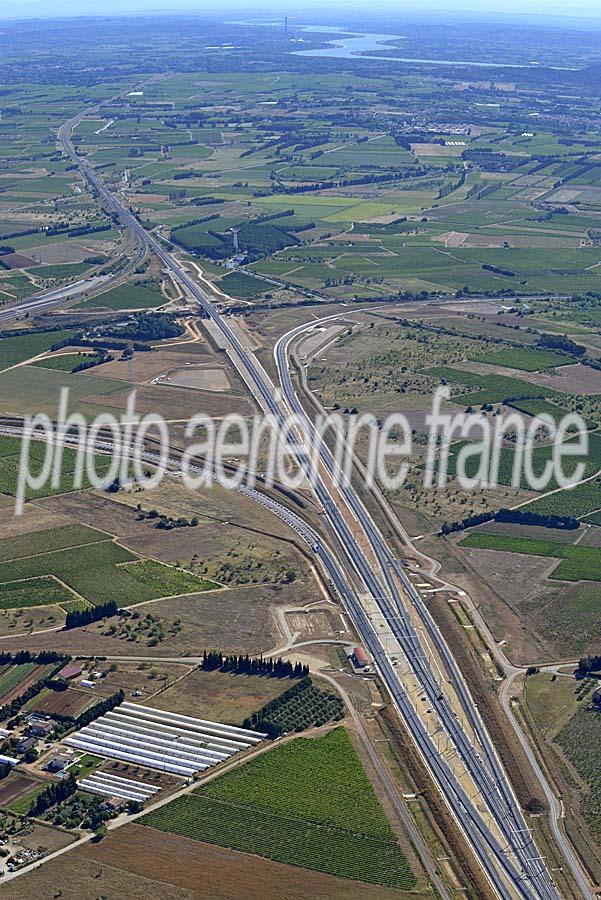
[54,130,563,899]
[279,310,592,899]
[144,243,550,898]
[0,275,113,323]
[275,327,559,899]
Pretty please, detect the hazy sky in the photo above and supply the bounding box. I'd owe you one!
[2,0,601,21]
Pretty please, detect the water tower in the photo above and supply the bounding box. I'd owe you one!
[230,227,240,253]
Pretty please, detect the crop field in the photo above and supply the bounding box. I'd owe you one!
[0,435,116,500]
[459,531,601,581]
[0,524,219,608]
[31,352,105,373]
[4,17,601,881]
[556,710,601,841]
[0,577,76,610]
[445,431,601,490]
[244,678,344,734]
[1,825,420,900]
[506,398,598,429]
[143,728,415,889]
[0,662,36,699]
[0,329,76,372]
[527,478,601,519]
[30,686,94,717]
[29,262,90,280]
[120,560,218,600]
[0,524,107,562]
[422,364,562,404]
[77,282,165,310]
[0,775,45,812]
[471,347,569,371]
[8,781,48,816]
[218,271,267,299]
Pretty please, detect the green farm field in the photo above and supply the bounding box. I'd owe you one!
[459,531,601,581]
[471,347,570,371]
[0,329,76,372]
[0,524,219,608]
[0,663,37,699]
[218,270,267,299]
[77,282,165,310]
[423,364,563,404]
[143,728,415,890]
[31,352,105,373]
[556,710,601,842]
[0,436,116,501]
[445,432,601,491]
[527,479,601,518]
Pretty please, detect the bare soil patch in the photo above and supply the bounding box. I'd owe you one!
[1,665,51,704]
[97,760,181,792]
[16,823,74,854]
[0,254,36,269]
[0,583,314,659]
[25,241,96,264]
[0,775,40,808]
[527,363,601,395]
[149,668,289,724]
[82,824,419,900]
[457,546,559,608]
[161,366,231,392]
[86,347,212,383]
[30,687,93,717]
[0,502,69,540]
[83,381,253,420]
[411,142,464,157]
[285,607,344,642]
[36,491,152,539]
[0,850,194,900]
[86,659,192,701]
[419,534,541,664]
[470,520,580,544]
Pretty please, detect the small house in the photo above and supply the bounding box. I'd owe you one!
[46,754,72,773]
[29,719,55,738]
[16,736,37,754]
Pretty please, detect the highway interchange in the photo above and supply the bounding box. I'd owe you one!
[1,108,588,899]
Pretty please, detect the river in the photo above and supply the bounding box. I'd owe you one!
[292,25,576,70]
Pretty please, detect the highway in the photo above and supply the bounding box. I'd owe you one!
[0,275,113,324]
[274,318,562,899]
[42,117,570,899]
[279,310,592,900]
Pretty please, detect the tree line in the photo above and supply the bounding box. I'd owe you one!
[576,656,601,677]
[440,507,580,535]
[201,650,309,679]
[30,775,77,818]
[65,601,118,630]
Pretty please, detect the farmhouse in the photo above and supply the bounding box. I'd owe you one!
[46,753,72,773]
[28,718,55,738]
[16,736,37,754]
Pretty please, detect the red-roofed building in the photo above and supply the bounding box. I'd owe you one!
[350,647,370,671]
[58,664,83,681]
